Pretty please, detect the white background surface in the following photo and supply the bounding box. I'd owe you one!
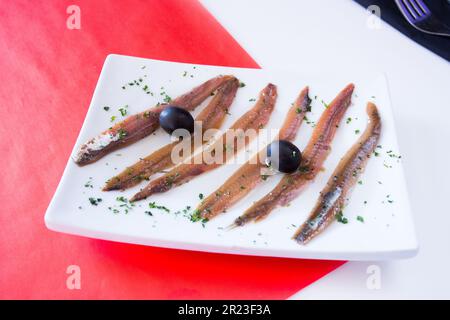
[201,0,450,299]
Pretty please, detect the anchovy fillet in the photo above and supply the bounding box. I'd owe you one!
[74,75,234,165]
[294,102,381,244]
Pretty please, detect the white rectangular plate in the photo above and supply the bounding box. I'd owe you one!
[45,54,418,261]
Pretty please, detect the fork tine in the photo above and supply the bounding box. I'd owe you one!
[413,0,430,15]
[401,0,418,20]
[408,0,426,17]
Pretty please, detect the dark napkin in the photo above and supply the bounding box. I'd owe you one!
[354,0,450,61]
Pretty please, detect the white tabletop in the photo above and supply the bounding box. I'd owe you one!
[201,0,450,299]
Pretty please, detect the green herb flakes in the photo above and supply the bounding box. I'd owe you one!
[149,202,170,213]
[84,177,93,188]
[117,129,127,139]
[336,211,348,224]
[118,105,128,117]
[89,197,102,206]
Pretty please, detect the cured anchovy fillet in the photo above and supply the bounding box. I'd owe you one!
[196,87,311,220]
[103,77,239,191]
[74,75,234,166]
[233,84,355,227]
[294,102,381,244]
[130,83,278,202]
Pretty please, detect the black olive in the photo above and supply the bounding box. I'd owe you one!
[159,106,194,136]
[266,140,302,173]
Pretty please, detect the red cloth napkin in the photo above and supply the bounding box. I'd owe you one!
[0,0,344,299]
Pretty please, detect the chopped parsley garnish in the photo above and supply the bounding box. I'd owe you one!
[84,177,93,188]
[386,150,401,159]
[106,197,135,215]
[149,202,170,213]
[190,210,201,222]
[89,197,102,206]
[346,117,352,124]
[160,90,172,103]
[383,162,393,168]
[190,209,209,224]
[118,105,128,117]
[336,211,348,224]
[108,207,120,214]
[110,115,116,122]
[143,85,153,95]
[357,216,365,223]
[303,115,315,127]
[121,74,150,93]
[116,196,128,203]
[103,106,110,111]
[386,194,394,204]
[199,193,204,200]
[165,172,180,187]
[239,82,246,88]
[174,205,192,216]
[355,129,360,134]
[117,129,127,139]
